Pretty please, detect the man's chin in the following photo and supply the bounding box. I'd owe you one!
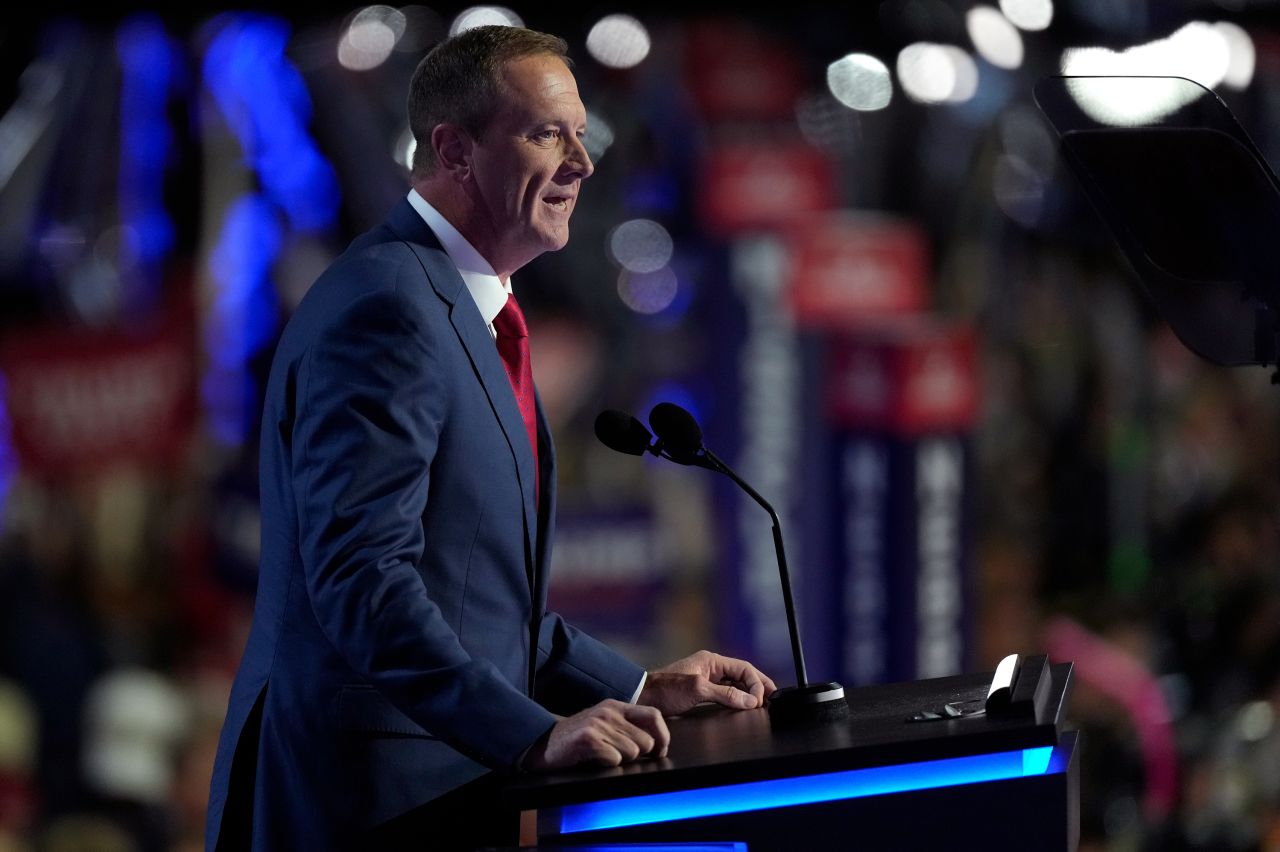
[536,228,571,254]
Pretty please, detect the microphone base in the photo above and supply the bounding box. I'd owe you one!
[767,682,849,727]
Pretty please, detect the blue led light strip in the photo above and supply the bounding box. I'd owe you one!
[560,745,1058,834]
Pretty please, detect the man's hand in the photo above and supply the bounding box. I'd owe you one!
[523,699,670,771]
[638,650,777,716]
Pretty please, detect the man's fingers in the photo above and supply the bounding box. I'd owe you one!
[621,703,670,755]
[598,728,642,762]
[537,701,675,770]
[708,654,776,700]
[706,652,773,695]
[607,717,654,758]
[581,739,625,766]
[701,681,761,710]
[586,702,665,762]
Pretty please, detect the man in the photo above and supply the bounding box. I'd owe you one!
[205,25,775,851]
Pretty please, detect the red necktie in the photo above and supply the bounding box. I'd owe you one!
[493,294,539,505]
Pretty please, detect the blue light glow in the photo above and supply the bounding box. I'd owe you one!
[559,746,1062,834]
[116,15,178,314]
[640,253,695,327]
[1023,744,1053,774]
[642,383,705,435]
[203,194,283,445]
[202,14,339,233]
[199,14,340,445]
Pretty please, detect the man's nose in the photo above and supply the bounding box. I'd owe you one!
[565,134,594,180]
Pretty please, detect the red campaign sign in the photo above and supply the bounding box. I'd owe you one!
[699,141,835,236]
[786,212,929,328]
[0,314,196,475]
[826,319,979,435]
[684,20,807,121]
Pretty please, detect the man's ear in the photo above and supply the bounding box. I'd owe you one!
[431,123,473,182]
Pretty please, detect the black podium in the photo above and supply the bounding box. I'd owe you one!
[501,663,1077,850]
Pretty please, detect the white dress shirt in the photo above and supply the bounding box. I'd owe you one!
[407,189,511,338]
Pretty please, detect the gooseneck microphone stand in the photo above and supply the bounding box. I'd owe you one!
[599,404,848,725]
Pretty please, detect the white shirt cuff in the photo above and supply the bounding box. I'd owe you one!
[630,670,648,704]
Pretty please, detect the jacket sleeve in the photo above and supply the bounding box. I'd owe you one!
[534,611,646,715]
[292,275,556,768]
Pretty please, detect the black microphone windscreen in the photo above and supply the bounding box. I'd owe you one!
[648,402,704,454]
[594,410,653,456]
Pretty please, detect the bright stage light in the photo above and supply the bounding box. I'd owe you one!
[587,14,651,69]
[1061,21,1240,126]
[827,53,892,112]
[898,43,978,104]
[449,5,523,35]
[338,6,405,71]
[1000,0,1053,32]
[967,5,1024,69]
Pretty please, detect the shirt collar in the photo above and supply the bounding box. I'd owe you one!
[407,189,511,326]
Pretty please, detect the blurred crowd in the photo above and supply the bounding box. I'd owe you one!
[2,2,1280,851]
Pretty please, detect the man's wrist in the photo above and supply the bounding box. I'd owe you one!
[516,723,555,772]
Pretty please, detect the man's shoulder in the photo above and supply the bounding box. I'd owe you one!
[334,217,457,287]
[336,222,429,275]
[278,234,442,341]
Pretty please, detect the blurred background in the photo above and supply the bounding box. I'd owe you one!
[1,0,1280,849]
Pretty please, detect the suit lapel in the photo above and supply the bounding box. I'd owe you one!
[532,389,555,609]
[386,200,539,587]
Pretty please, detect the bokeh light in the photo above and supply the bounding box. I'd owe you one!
[897,43,979,104]
[618,266,679,315]
[608,219,674,274]
[393,5,444,53]
[337,5,406,71]
[1216,21,1255,89]
[967,5,1024,69]
[586,14,651,69]
[1238,700,1274,742]
[946,47,979,102]
[827,53,892,112]
[795,92,862,153]
[449,5,523,35]
[999,0,1054,32]
[1061,21,1239,125]
[998,106,1057,180]
[395,125,416,172]
[993,154,1046,227]
[583,108,615,164]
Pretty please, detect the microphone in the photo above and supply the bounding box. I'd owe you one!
[647,402,703,455]
[594,410,655,457]
[598,403,848,725]
[594,408,714,469]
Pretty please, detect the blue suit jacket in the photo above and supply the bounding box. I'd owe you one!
[205,199,645,851]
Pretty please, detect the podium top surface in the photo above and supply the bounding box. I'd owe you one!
[501,662,1073,810]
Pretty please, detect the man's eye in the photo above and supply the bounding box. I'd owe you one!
[535,129,559,141]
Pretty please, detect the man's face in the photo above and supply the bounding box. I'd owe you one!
[466,53,594,278]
